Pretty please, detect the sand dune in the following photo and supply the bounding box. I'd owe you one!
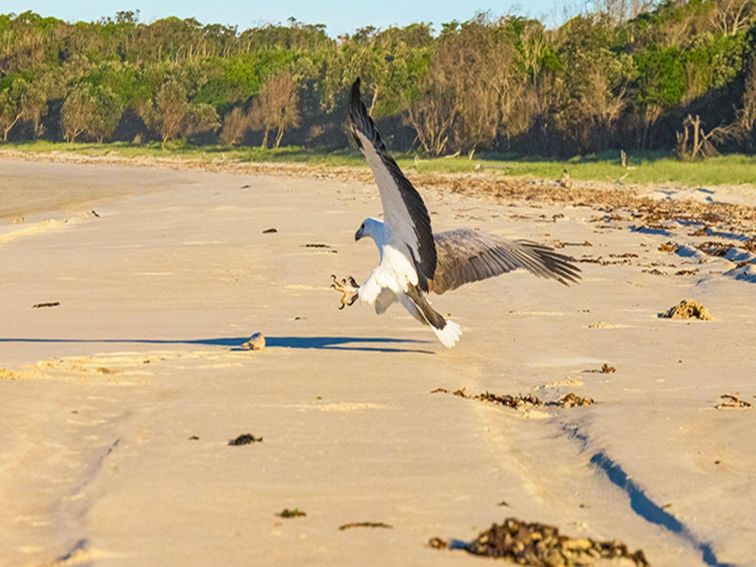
[1,157,754,566]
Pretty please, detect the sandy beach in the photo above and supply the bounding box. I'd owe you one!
[1,157,754,566]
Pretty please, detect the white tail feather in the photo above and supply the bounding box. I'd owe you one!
[432,319,462,348]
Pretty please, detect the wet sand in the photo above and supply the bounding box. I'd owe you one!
[1,157,754,566]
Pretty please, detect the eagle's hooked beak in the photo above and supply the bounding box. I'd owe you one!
[355,226,364,241]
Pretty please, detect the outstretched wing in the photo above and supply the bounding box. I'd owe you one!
[430,229,581,294]
[348,78,436,292]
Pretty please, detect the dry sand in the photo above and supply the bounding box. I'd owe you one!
[1,157,754,566]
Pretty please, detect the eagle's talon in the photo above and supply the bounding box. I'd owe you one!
[331,274,359,309]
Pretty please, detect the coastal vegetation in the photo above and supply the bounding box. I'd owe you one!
[0,1,754,161]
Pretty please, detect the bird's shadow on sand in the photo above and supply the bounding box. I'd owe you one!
[0,336,435,354]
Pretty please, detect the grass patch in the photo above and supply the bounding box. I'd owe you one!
[2,141,754,187]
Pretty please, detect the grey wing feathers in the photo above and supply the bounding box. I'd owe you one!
[431,229,581,294]
[348,78,437,291]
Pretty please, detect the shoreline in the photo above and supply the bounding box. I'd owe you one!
[1,149,754,231]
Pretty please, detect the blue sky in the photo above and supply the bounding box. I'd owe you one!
[3,1,577,35]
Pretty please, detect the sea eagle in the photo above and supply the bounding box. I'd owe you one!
[331,79,580,347]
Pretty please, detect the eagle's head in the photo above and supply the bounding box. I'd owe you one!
[355,217,384,245]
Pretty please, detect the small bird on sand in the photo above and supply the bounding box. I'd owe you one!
[242,332,266,351]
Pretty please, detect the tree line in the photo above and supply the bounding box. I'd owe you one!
[0,1,754,158]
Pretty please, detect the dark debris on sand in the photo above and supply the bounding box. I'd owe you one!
[278,508,307,518]
[658,241,679,253]
[585,363,616,374]
[228,433,263,446]
[431,517,649,566]
[429,537,449,549]
[577,255,634,266]
[431,388,595,409]
[476,391,545,409]
[696,241,731,257]
[32,302,60,309]
[339,522,392,531]
[301,243,337,253]
[557,393,596,408]
[715,394,752,410]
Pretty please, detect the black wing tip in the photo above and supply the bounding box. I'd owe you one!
[349,77,363,116]
[347,76,389,153]
[518,240,582,286]
[348,77,366,147]
[542,255,582,286]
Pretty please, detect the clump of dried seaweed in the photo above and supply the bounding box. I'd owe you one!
[476,391,545,409]
[715,394,752,410]
[431,517,649,566]
[658,299,712,320]
[658,241,679,253]
[228,433,263,446]
[431,388,595,409]
[278,508,306,518]
[557,393,596,407]
[585,363,616,374]
[696,241,731,257]
[338,522,392,531]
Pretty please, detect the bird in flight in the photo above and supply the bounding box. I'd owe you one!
[331,78,580,347]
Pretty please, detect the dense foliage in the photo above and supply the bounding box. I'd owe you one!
[0,2,754,157]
